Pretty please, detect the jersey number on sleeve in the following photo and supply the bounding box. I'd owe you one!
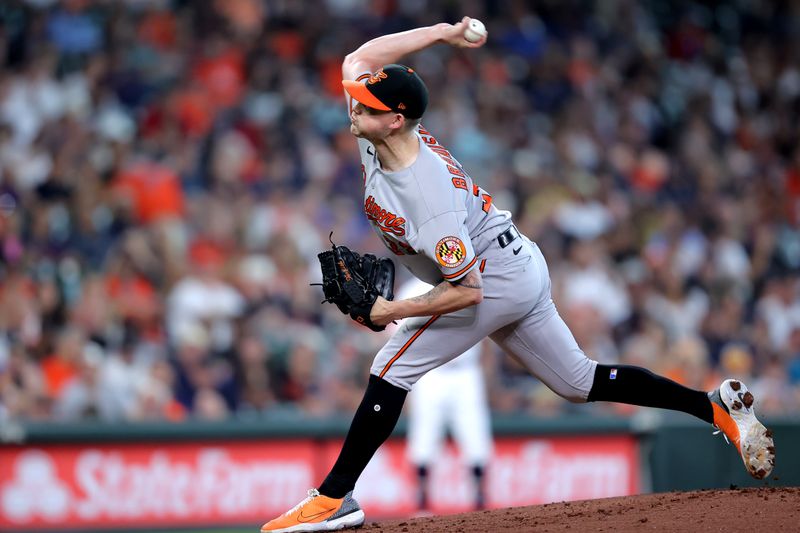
[451,177,492,214]
[472,184,492,214]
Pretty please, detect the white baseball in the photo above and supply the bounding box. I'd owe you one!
[464,19,486,43]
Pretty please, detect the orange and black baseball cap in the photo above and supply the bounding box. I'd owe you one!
[343,64,428,119]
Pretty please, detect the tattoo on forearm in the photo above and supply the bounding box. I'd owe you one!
[410,282,447,305]
[407,269,482,308]
[456,269,482,289]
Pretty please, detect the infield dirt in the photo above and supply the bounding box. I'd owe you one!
[360,486,800,532]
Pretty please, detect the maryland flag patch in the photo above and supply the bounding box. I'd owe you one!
[435,236,466,268]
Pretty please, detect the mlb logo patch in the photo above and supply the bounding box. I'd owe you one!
[610,368,618,380]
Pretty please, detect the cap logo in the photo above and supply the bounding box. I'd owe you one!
[367,70,388,85]
[397,103,406,110]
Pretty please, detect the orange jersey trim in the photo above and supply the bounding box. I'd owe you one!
[378,314,440,379]
[442,256,478,280]
[479,259,487,273]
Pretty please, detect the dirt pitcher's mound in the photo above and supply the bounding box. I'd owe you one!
[361,487,800,532]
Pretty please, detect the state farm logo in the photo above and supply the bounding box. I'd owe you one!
[2,450,72,521]
[0,446,313,525]
[490,441,632,504]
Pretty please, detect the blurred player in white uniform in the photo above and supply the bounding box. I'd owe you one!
[397,278,492,511]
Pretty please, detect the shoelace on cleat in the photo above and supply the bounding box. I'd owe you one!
[712,426,730,444]
[280,488,320,518]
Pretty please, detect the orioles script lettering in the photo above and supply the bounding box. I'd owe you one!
[364,195,406,236]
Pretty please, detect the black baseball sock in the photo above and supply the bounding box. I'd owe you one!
[471,465,486,510]
[416,465,429,510]
[587,364,713,424]
[319,374,407,498]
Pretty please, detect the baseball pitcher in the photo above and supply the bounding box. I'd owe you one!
[261,16,774,533]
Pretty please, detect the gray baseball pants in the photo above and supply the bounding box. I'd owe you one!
[371,235,598,401]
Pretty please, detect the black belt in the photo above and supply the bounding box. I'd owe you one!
[497,225,520,248]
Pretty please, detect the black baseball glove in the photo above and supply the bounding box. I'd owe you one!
[316,235,395,331]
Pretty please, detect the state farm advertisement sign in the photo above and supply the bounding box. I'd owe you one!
[347,436,639,515]
[0,436,638,530]
[0,441,317,530]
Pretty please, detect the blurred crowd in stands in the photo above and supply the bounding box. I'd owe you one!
[1,0,799,423]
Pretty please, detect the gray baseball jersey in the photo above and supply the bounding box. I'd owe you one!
[348,82,597,399]
[357,129,510,285]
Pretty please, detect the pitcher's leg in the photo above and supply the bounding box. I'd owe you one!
[590,365,775,478]
[319,375,407,498]
[588,364,713,422]
[322,304,506,499]
[491,304,597,402]
[492,303,716,423]
[371,305,503,390]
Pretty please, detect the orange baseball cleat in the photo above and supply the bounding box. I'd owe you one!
[260,488,365,532]
[709,379,775,479]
